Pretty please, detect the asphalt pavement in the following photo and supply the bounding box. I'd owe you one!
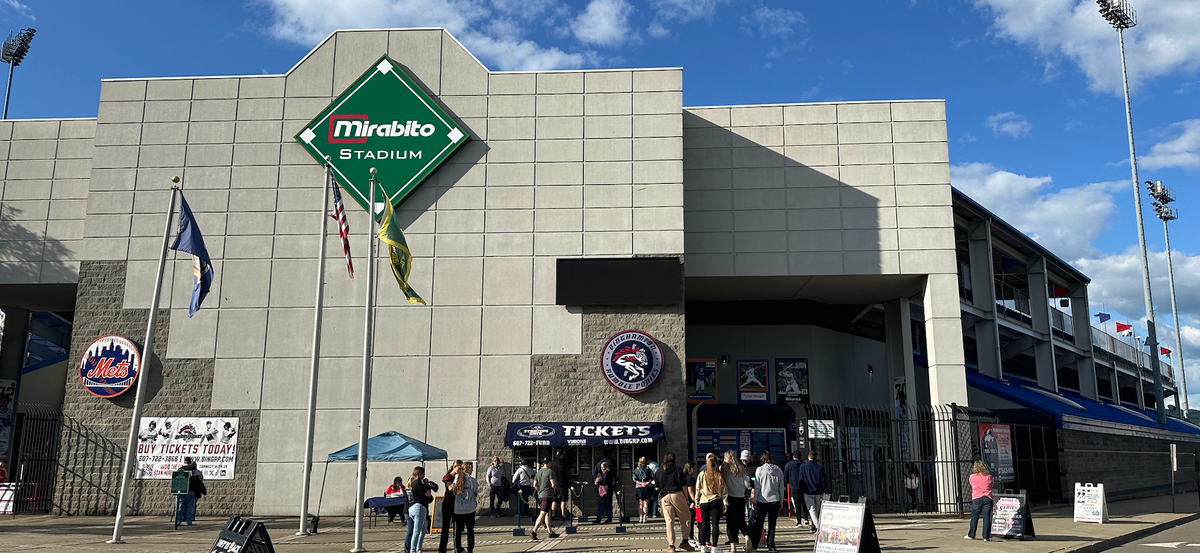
[1101,516,1200,550]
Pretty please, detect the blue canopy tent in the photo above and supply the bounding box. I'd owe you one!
[316,431,448,523]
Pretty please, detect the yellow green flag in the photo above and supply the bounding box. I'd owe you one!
[377,191,426,305]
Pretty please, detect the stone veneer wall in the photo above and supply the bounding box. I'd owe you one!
[477,304,687,509]
[55,260,259,516]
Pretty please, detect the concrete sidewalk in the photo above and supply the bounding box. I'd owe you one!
[1,493,1196,552]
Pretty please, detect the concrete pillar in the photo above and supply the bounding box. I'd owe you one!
[923,274,968,405]
[0,307,30,383]
[967,220,1002,379]
[1069,283,1099,400]
[885,299,917,405]
[1027,258,1058,391]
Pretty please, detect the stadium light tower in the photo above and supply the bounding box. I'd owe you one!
[1096,0,1166,424]
[1149,180,1188,414]
[1,28,35,119]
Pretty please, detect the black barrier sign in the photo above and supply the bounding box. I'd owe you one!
[814,499,881,553]
[990,492,1035,539]
[209,516,276,553]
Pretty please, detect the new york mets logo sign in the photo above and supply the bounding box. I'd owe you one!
[78,335,142,398]
[601,330,663,394]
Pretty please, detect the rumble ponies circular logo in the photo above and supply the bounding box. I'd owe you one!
[78,335,142,398]
[601,330,664,394]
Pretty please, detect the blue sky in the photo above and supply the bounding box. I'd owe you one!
[5,0,1200,401]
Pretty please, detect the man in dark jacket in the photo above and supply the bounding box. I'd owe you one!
[797,451,826,535]
[782,451,808,527]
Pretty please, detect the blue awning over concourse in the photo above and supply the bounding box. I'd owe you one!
[966,370,1200,440]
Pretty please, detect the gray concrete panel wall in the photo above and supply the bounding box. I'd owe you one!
[56,29,684,516]
[0,118,94,285]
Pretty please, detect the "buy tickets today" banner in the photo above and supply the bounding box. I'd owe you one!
[135,417,239,480]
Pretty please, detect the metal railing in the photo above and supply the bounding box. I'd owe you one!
[1050,306,1075,344]
[1091,327,1175,383]
[12,404,63,515]
[995,280,1032,326]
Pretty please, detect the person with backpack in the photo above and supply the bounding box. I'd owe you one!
[405,466,438,553]
[178,457,206,525]
[594,461,615,524]
[634,456,656,523]
[722,450,751,552]
[486,457,507,518]
[695,452,728,553]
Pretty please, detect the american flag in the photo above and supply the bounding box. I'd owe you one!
[329,175,354,279]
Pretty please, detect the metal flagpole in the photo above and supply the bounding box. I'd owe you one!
[298,159,333,536]
[109,177,180,544]
[1162,217,1189,413]
[351,168,379,553]
[1117,25,1166,424]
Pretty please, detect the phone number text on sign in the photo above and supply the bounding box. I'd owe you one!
[134,416,239,480]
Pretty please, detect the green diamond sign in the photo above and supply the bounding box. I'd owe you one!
[295,55,469,213]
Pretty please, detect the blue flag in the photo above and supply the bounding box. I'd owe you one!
[1095,312,1111,323]
[169,193,214,317]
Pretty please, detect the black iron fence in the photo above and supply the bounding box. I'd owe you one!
[10,404,63,515]
[802,403,1060,515]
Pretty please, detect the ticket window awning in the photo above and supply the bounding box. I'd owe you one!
[504,422,665,448]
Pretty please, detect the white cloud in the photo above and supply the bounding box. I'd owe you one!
[960,132,979,142]
[951,162,1124,261]
[2,0,33,20]
[571,0,635,47]
[653,0,726,21]
[648,21,670,38]
[261,0,592,71]
[985,111,1032,138]
[742,5,805,38]
[975,0,1200,95]
[1142,119,1200,171]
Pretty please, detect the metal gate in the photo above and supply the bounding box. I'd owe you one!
[11,404,63,515]
[802,403,1060,515]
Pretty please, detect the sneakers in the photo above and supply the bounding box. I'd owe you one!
[964,535,973,540]
[794,521,803,528]
[679,543,697,552]
[531,531,538,541]
[549,532,560,539]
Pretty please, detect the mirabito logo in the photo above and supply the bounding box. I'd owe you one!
[296,55,469,214]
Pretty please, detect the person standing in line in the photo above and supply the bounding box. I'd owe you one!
[178,456,206,525]
[782,452,806,528]
[748,452,782,552]
[438,461,462,553]
[695,452,728,553]
[722,451,751,553]
[740,450,757,525]
[965,461,994,542]
[634,456,656,523]
[453,461,478,553]
[552,451,571,522]
[531,457,561,541]
[405,466,438,553]
[513,459,536,518]
[486,457,506,518]
[385,476,408,524]
[654,452,696,552]
[594,461,615,524]
[798,451,826,536]
[683,461,699,547]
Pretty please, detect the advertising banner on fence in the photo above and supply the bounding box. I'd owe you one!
[775,358,808,403]
[978,423,1015,480]
[696,429,787,467]
[135,416,239,480]
[1073,482,1108,523]
[0,379,15,457]
[737,360,769,403]
[686,359,718,404]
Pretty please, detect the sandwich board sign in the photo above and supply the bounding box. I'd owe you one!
[1073,482,1109,523]
[814,498,881,553]
[991,491,1036,539]
[295,54,469,214]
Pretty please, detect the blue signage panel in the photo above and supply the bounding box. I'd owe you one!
[505,422,665,448]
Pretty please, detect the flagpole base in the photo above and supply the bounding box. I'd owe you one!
[295,532,311,536]
[106,540,126,544]
[350,548,367,553]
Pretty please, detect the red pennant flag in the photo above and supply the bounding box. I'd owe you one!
[1116,322,1134,336]
[1161,347,1172,357]
[1051,285,1070,298]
